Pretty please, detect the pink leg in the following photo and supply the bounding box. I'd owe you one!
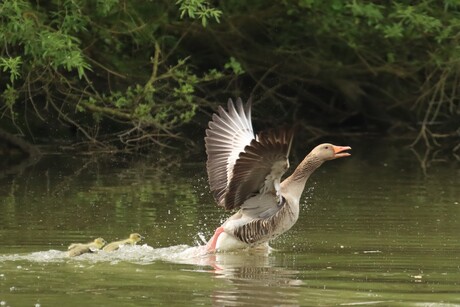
[206,227,225,253]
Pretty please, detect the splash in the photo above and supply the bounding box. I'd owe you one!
[0,242,277,272]
[0,244,210,265]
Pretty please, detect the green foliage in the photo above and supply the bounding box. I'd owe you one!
[0,56,22,83]
[347,2,384,25]
[201,0,459,150]
[224,57,245,75]
[1,0,91,76]
[0,0,458,152]
[176,0,222,27]
[96,0,119,17]
[0,0,233,150]
[2,85,19,111]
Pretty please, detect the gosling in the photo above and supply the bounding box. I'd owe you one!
[103,233,144,252]
[67,237,106,257]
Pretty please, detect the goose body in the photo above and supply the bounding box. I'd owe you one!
[205,98,351,252]
[102,233,143,252]
[67,237,106,257]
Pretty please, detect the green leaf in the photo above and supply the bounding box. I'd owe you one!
[224,57,245,75]
[0,56,22,83]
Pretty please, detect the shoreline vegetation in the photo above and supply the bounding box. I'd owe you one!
[0,1,458,159]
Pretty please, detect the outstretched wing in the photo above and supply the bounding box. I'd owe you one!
[205,98,255,208]
[225,127,294,210]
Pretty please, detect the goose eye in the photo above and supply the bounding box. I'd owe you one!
[324,146,329,150]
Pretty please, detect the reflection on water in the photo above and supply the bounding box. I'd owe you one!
[0,138,459,306]
[209,249,304,306]
[0,244,306,306]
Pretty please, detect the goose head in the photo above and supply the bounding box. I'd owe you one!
[94,238,107,248]
[310,143,351,161]
[129,233,144,243]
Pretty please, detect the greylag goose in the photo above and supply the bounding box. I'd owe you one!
[205,98,351,252]
[103,233,144,252]
[67,237,106,257]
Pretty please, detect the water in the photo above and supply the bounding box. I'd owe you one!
[0,138,459,306]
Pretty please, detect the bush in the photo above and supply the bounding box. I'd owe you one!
[0,0,227,150]
[1,0,459,153]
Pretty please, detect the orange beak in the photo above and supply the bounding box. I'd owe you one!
[332,145,352,158]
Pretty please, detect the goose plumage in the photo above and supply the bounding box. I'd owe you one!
[67,237,106,257]
[102,233,144,252]
[205,98,351,252]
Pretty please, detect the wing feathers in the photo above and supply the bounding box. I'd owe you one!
[205,98,294,210]
[224,128,293,210]
[206,98,255,208]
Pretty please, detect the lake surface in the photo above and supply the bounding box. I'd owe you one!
[0,138,459,306]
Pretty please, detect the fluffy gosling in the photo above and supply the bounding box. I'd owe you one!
[103,233,144,252]
[67,237,106,257]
